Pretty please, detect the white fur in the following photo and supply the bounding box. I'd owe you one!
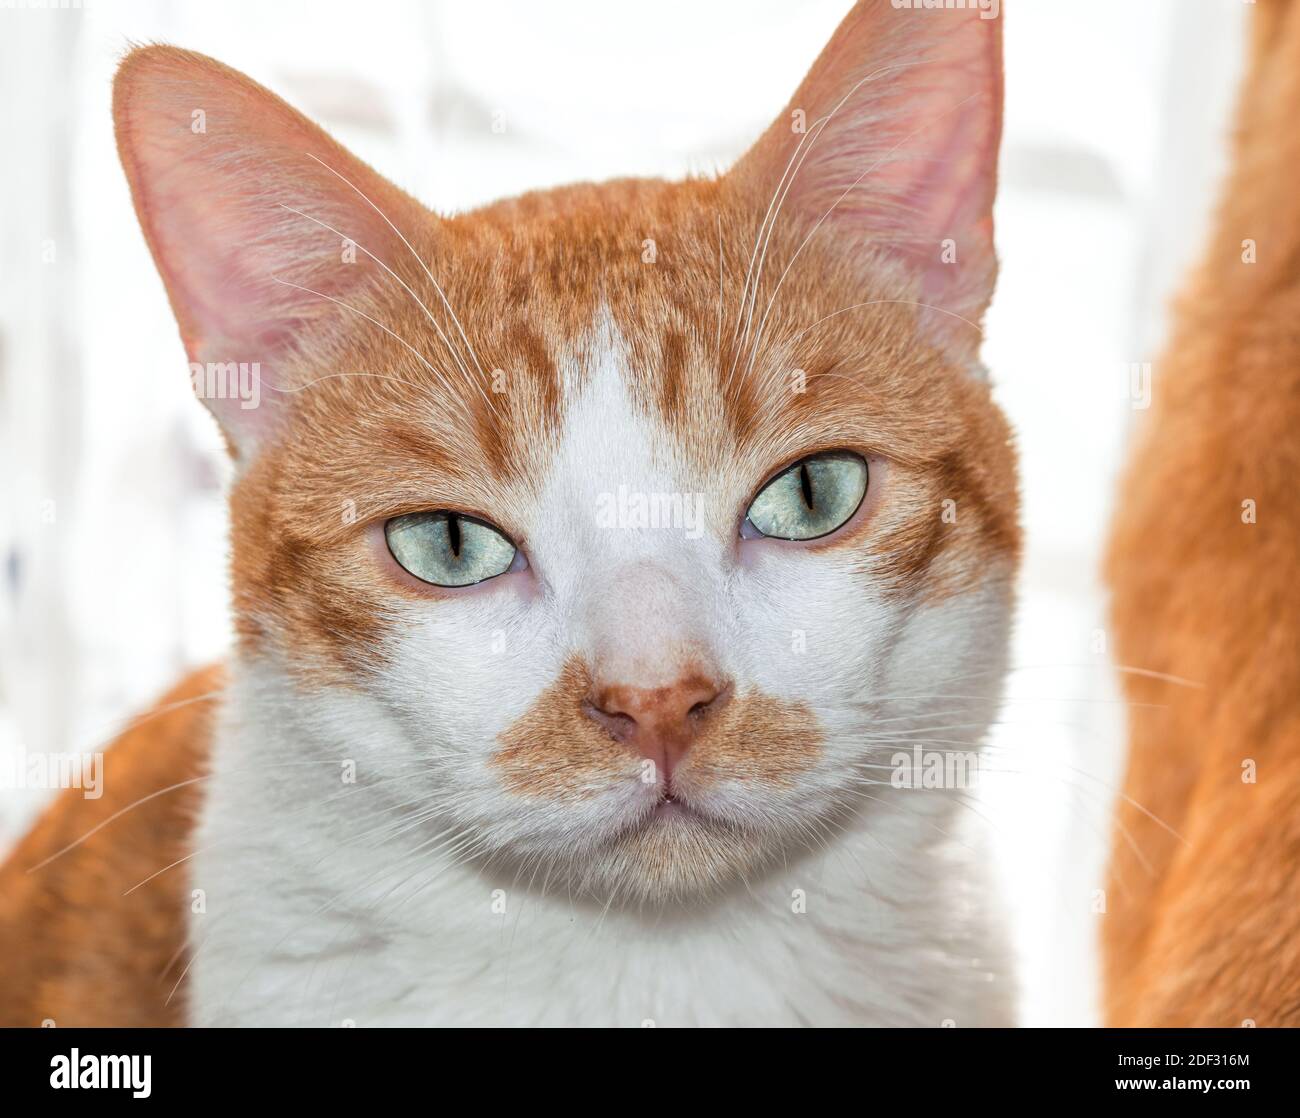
[188,320,1017,1027]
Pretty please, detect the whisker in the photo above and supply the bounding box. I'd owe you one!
[262,368,457,398]
[787,298,984,348]
[24,777,207,874]
[716,210,725,366]
[730,55,933,375]
[65,689,224,757]
[267,275,476,426]
[302,152,488,382]
[745,89,983,384]
[120,771,420,897]
[276,202,490,407]
[24,760,347,874]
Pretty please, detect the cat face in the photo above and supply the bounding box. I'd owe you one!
[115,2,1017,903]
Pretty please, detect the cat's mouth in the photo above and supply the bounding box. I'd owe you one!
[650,794,690,822]
[599,794,781,903]
[476,783,789,905]
[646,781,718,822]
[632,787,748,845]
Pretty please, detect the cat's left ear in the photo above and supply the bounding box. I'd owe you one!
[114,45,435,459]
[730,0,1003,363]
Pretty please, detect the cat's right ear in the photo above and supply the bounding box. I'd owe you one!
[113,46,432,459]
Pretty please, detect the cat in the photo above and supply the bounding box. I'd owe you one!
[0,0,1019,1026]
[1103,0,1300,1027]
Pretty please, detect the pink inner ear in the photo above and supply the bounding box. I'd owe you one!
[878,71,1001,351]
[734,3,1003,358]
[114,46,432,455]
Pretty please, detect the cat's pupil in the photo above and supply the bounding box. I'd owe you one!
[799,463,814,510]
[447,514,462,558]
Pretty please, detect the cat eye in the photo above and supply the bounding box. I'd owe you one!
[385,511,518,587]
[743,452,868,541]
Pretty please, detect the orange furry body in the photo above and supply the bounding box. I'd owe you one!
[1102,0,1300,1026]
[0,668,221,1027]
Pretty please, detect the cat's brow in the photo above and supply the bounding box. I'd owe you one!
[268,275,475,424]
[301,151,488,383]
[277,201,482,395]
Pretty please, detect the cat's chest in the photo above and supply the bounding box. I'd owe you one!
[190,866,892,1027]
[188,804,1009,1027]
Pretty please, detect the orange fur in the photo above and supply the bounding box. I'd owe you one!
[219,173,1020,679]
[493,656,821,800]
[0,667,221,1026]
[2,4,1019,1024]
[1102,0,1300,1027]
[106,36,1018,688]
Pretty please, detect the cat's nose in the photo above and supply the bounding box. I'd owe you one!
[584,674,731,783]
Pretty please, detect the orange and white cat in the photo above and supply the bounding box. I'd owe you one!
[0,1,1019,1026]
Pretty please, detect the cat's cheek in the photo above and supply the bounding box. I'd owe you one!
[734,455,889,566]
[362,522,540,605]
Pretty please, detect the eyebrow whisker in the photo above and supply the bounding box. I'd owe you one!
[267,275,479,428]
[277,201,488,407]
[301,152,489,384]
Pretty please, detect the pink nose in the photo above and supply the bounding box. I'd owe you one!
[584,674,731,784]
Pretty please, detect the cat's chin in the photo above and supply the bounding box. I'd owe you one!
[546,799,784,906]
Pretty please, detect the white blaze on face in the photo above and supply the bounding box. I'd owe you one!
[361,310,1014,884]
[529,318,730,694]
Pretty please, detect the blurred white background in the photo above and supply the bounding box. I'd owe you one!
[0,0,1247,1025]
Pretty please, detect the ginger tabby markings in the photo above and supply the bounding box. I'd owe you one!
[1103,0,1300,1027]
[1,4,1023,1026]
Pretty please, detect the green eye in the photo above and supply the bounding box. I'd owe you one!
[744,452,868,541]
[385,511,518,587]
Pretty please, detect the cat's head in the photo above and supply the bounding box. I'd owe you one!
[115,1,1017,904]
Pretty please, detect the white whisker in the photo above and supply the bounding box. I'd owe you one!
[267,275,477,427]
[302,152,488,381]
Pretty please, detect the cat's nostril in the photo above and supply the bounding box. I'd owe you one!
[583,674,732,780]
[582,700,638,744]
